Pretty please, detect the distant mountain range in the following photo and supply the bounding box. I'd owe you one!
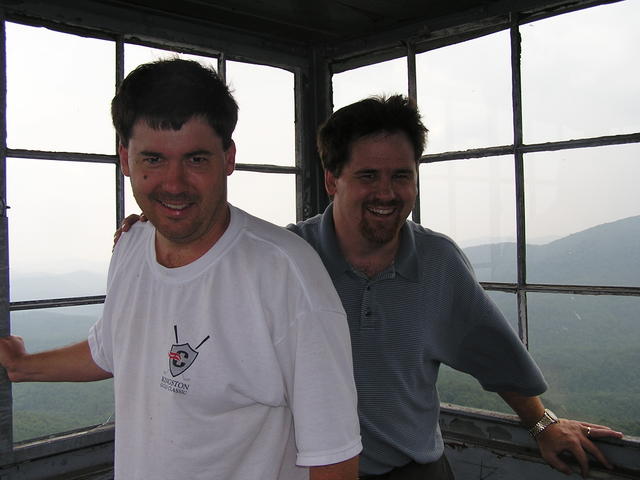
[10,215,640,303]
[464,215,640,286]
[10,270,106,303]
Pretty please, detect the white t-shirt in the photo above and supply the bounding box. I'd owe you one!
[88,206,361,480]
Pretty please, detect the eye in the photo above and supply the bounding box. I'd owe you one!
[394,171,414,180]
[189,156,208,166]
[143,156,161,165]
[357,172,376,181]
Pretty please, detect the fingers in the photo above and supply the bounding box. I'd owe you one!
[122,213,141,232]
[581,437,612,471]
[580,422,624,439]
[113,213,145,251]
[537,419,620,478]
[544,452,573,476]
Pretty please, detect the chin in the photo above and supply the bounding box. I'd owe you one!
[360,219,402,245]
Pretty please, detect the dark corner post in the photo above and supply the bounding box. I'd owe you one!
[296,46,331,221]
[114,37,125,228]
[510,12,529,347]
[0,12,14,455]
[406,40,421,225]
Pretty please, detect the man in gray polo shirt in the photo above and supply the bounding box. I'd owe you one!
[287,95,623,479]
[116,94,623,479]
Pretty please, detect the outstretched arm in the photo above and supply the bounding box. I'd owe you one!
[0,335,112,383]
[499,391,623,477]
[309,456,359,480]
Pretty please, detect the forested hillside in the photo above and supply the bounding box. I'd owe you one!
[8,216,640,442]
[439,215,640,437]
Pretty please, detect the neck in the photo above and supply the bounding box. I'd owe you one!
[155,206,230,268]
[336,231,400,278]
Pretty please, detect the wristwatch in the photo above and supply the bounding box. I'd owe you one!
[529,409,558,437]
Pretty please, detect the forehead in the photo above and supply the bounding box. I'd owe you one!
[346,131,417,171]
[128,116,223,148]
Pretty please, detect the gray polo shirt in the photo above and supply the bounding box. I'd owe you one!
[288,205,547,475]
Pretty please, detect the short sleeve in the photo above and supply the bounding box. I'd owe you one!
[449,289,547,396]
[275,309,362,466]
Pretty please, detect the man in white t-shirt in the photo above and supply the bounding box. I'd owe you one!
[0,59,361,479]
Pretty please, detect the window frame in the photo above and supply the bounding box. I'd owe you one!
[0,0,638,476]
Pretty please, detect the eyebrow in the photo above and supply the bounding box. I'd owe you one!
[139,150,163,157]
[184,149,213,157]
[354,168,415,174]
[137,149,213,158]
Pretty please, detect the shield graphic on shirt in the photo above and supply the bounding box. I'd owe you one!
[168,343,199,377]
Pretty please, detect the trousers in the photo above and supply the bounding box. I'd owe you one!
[359,455,455,480]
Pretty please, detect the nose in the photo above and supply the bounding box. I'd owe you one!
[163,160,188,194]
[374,176,396,201]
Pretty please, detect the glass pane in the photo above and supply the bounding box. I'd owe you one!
[417,30,512,154]
[226,61,295,167]
[488,290,518,333]
[124,43,218,75]
[419,156,516,283]
[228,171,296,226]
[332,58,407,111]
[521,1,640,143]
[6,23,115,154]
[529,293,640,436]
[437,290,518,413]
[525,144,640,286]
[8,159,114,301]
[11,305,114,443]
[124,179,140,217]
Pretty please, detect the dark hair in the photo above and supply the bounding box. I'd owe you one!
[317,95,428,176]
[111,58,238,149]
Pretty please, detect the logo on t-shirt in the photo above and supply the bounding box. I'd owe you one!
[168,325,210,377]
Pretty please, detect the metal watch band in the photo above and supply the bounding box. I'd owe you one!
[529,409,558,437]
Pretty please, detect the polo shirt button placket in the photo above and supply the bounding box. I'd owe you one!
[361,283,375,329]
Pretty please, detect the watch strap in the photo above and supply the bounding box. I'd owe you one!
[529,409,558,437]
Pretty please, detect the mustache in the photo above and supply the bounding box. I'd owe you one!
[363,199,403,209]
[150,193,198,203]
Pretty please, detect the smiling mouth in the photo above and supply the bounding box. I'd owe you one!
[161,201,191,211]
[366,204,399,216]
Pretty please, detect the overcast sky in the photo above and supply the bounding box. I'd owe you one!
[4,0,639,284]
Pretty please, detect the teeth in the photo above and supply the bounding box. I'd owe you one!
[368,206,394,215]
[162,202,189,210]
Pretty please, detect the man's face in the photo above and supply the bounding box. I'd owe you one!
[119,116,235,250]
[326,131,417,249]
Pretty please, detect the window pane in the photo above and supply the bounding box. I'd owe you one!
[11,305,114,443]
[8,159,114,301]
[524,144,640,286]
[124,43,218,75]
[124,179,139,217]
[228,171,296,226]
[419,156,516,282]
[521,1,640,143]
[226,61,295,167]
[6,23,115,154]
[529,293,640,436]
[332,58,407,111]
[437,290,518,412]
[417,30,512,154]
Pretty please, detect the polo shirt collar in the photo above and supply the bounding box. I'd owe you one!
[319,204,421,283]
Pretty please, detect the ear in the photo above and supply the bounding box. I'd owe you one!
[118,143,131,177]
[324,169,338,196]
[224,140,237,176]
